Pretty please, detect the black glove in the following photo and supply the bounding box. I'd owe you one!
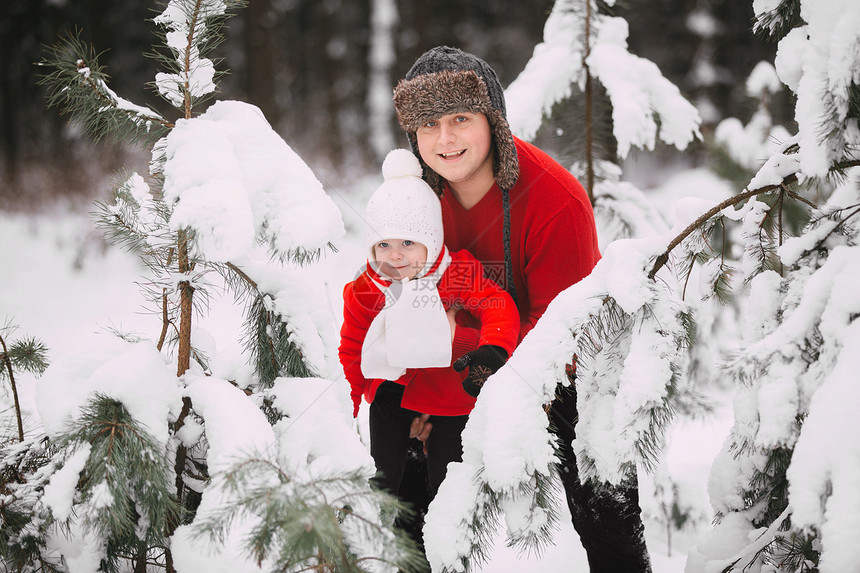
[453,345,508,397]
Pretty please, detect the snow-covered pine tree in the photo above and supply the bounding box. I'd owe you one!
[2,1,424,571]
[422,1,707,571]
[1,320,49,442]
[0,320,51,569]
[686,1,860,572]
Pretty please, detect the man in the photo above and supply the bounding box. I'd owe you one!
[392,45,652,572]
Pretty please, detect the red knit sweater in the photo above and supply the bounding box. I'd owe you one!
[339,249,520,417]
[442,137,601,342]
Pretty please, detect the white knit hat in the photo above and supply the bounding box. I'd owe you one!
[365,149,443,275]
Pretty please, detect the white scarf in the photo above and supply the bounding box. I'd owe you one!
[361,247,453,380]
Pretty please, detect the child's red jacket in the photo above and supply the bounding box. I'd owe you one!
[339,249,520,417]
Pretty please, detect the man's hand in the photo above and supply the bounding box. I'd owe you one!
[409,413,432,455]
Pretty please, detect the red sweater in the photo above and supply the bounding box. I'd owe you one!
[442,137,601,342]
[339,249,520,417]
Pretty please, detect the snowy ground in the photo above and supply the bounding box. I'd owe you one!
[1,171,734,571]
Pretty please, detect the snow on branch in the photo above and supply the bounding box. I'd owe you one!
[39,32,170,145]
[36,333,181,445]
[155,100,345,264]
[768,0,860,177]
[587,17,701,157]
[153,0,233,109]
[505,0,585,140]
[505,2,701,155]
[787,321,860,572]
[176,375,416,571]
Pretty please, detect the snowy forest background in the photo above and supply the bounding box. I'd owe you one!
[1,0,789,208]
[2,0,859,572]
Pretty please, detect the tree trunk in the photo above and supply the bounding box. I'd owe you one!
[176,233,193,377]
[583,0,595,202]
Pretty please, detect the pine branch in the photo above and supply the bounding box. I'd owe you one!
[4,337,50,376]
[649,185,786,280]
[52,396,181,566]
[801,204,860,258]
[503,471,560,555]
[718,506,792,573]
[1,435,60,569]
[243,293,318,389]
[0,333,24,443]
[753,0,803,41]
[772,530,820,571]
[648,158,860,280]
[221,261,258,295]
[146,0,247,114]
[193,457,426,573]
[740,197,783,285]
[1,324,49,443]
[38,30,171,146]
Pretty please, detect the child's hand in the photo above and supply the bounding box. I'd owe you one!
[453,345,508,397]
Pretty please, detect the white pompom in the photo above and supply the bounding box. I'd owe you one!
[382,148,423,180]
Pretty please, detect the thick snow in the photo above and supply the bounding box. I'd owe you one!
[160,100,345,263]
[35,333,182,444]
[768,0,860,177]
[2,200,720,572]
[172,375,277,573]
[506,7,701,156]
[3,0,860,570]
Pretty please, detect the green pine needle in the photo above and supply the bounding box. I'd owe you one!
[38,30,171,146]
[5,337,50,377]
[194,457,426,572]
[243,293,318,388]
[54,395,181,550]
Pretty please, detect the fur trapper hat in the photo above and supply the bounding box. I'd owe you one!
[392,46,519,196]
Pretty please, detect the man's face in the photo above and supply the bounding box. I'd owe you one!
[415,112,494,195]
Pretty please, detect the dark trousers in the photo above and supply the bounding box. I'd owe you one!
[369,382,468,544]
[549,381,653,573]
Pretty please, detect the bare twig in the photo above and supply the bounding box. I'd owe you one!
[226,261,258,289]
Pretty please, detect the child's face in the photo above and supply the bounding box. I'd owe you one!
[373,239,428,280]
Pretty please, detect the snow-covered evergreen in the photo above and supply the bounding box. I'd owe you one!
[3,0,860,572]
[685,1,860,571]
[2,1,420,571]
[425,1,860,572]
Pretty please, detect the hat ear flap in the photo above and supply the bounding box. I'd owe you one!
[487,108,518,191]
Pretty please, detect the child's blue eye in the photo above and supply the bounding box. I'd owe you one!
[402,240,413,246]
[377,242,389,249]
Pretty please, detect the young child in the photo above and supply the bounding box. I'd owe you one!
[339,149,519,503]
